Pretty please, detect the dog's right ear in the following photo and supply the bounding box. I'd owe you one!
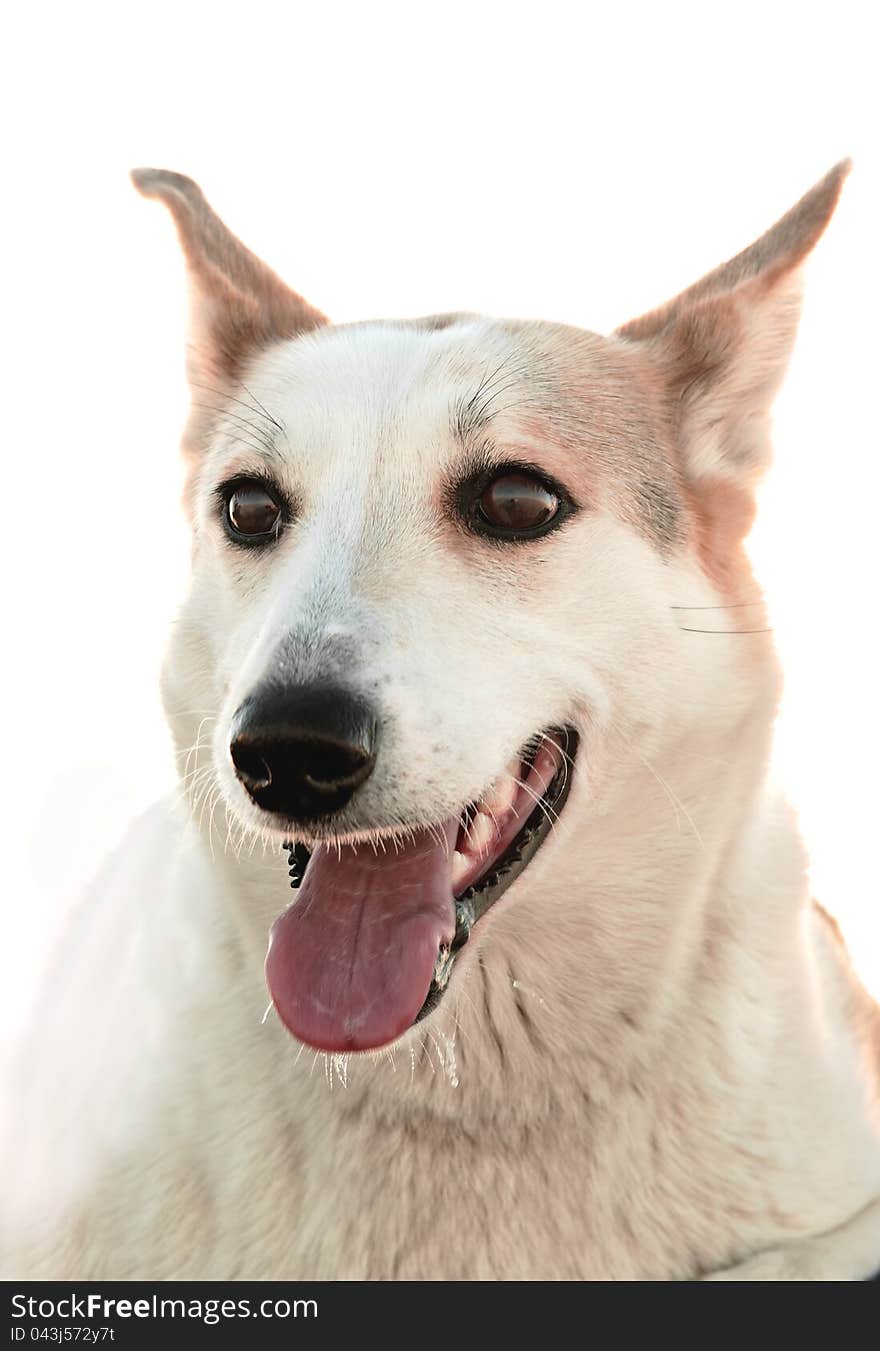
[131,168,327,402]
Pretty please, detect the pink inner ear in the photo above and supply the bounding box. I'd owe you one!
[132,166,328,387]
[616,164,850,495]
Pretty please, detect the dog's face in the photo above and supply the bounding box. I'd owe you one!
[190,318,686,832]
[135,164,847,1054]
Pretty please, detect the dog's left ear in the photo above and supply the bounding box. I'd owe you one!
[617,162,850,487]
[131,168,327,391]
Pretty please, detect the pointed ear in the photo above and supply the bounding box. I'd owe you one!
[131,168,327,392]
[616,162,850,485]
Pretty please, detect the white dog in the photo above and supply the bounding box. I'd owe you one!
[5,162,880,1280]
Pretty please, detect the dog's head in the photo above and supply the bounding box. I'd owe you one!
[134,163,847,1054]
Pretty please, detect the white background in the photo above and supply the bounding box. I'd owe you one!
[2,1,878,1041]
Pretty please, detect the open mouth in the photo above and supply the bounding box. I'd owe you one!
[265,726,578,1053]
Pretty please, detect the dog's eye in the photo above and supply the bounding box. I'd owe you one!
[223,481,283,544]
[476,472,560,535]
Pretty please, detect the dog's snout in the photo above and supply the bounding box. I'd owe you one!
[230,683,378,821]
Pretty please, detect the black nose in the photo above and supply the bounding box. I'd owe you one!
[229,683,378,821]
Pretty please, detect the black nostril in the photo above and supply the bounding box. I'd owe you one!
[229,744,272,792]
[229,681,378,823]
[297,738,372,790]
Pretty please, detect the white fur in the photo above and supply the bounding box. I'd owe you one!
[4,169,879,1281]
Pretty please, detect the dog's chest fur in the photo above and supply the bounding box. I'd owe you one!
[4,778,874,1283]
[284,1087,747,1280]
[7,719,880,1285]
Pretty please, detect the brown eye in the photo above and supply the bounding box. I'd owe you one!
[477,472,560,534]
[224,481,283,543]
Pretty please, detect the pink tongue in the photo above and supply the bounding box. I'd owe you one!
[265,820,458,1053]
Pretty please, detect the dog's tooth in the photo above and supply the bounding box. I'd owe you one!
[466,810,496,856]
[480,775,518,819]
[451,850,470,889]
[432,946,455,990]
